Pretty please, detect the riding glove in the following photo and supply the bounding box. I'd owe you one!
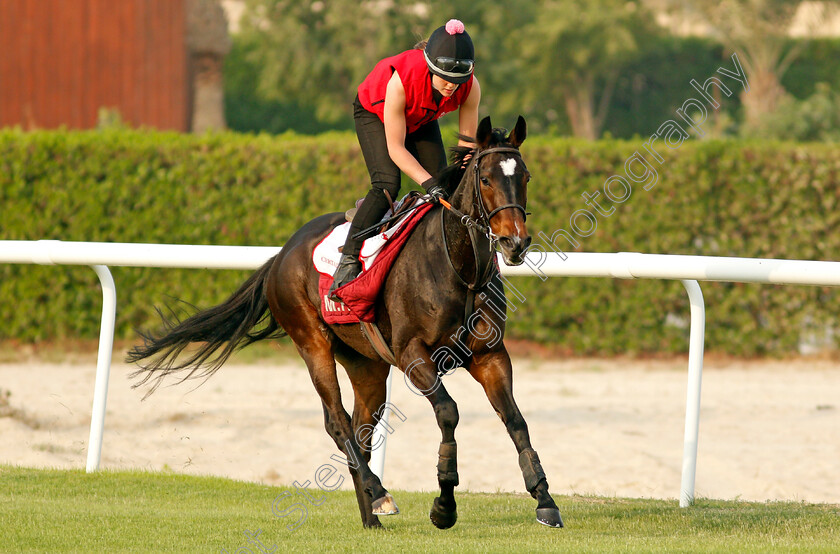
[422,178,448,204]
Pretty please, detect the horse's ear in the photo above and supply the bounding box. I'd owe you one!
[507,115,527,148]
[476,116,493,148]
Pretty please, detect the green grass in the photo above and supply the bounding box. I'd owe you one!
[2,467,838,553]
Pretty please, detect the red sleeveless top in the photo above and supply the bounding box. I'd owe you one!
[357,49,474,134]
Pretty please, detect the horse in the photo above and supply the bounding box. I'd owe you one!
[127,115,564,530]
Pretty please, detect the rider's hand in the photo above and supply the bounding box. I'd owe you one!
[422,178,448,204]
[428,185,448,204]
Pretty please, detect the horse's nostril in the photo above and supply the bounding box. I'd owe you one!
[498,236,514,249]
[499,235,529,252]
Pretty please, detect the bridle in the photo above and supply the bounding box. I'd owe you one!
[440,146,528,243]
[440,145,529,323]
[471,146,529,232]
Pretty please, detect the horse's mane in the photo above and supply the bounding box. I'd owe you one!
[438,143,473,193]
[438,128,511,194]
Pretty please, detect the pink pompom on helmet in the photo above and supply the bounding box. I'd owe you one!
[445,19,465,35]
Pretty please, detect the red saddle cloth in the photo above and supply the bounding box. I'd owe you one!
[318,202,434,324]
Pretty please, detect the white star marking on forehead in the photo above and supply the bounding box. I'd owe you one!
[500,158,517,176]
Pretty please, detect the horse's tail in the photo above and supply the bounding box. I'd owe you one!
[126,257,286,398]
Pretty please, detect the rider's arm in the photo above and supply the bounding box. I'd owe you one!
[383,71,436,187]
[457,77,481,147]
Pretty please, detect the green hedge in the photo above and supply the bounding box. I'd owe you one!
[0,129,369,341]
[2,129,839,355]
[520,136,840,355]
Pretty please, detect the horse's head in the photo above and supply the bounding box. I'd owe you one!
[472,115,531,265]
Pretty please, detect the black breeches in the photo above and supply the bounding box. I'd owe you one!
[345,96,446,257]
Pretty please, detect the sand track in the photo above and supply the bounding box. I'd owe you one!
[1,357,838,504]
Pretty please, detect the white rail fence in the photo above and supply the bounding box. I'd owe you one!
[3,239,840,508]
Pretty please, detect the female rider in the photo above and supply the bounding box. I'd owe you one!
[330,19,481,299]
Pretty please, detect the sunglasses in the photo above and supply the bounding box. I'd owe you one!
[433,57,474,74]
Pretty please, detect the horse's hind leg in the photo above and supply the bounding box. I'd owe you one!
[467,349,564,528]
[335,349,396,527]
[279,307,391,528]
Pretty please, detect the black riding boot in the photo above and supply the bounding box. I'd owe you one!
[329,187,393,300]
[329,253,363,299]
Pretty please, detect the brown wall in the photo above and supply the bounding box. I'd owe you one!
[0,0,188,131]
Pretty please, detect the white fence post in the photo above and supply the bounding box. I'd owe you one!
[370,366,394,481]
[679,279,705,507]
[86,265,117,472]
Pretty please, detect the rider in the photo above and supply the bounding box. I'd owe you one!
[329,18,481,299]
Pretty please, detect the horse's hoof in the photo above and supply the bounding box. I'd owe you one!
[429,497,457,529]
[536,507,564,528]
[371,493,400,516]
[363,518,383,529]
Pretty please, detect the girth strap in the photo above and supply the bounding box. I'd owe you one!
[360,321,397,366]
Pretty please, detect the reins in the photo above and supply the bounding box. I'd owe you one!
[352,147,527,244]
[351,200,425,241]
[349,145,528,326]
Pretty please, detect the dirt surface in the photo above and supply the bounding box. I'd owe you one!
[1,356,838,504]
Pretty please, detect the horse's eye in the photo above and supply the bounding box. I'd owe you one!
[480,177,490,186]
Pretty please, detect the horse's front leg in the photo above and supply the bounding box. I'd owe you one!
[467,349,564,528]
[400,339,460,529]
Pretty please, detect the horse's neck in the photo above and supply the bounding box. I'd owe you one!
[442,171,490,283]
[448,173,473,217]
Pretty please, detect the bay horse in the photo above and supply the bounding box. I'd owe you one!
[127,116,564,529]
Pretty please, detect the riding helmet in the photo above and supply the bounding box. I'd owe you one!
[424,19,474,84]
